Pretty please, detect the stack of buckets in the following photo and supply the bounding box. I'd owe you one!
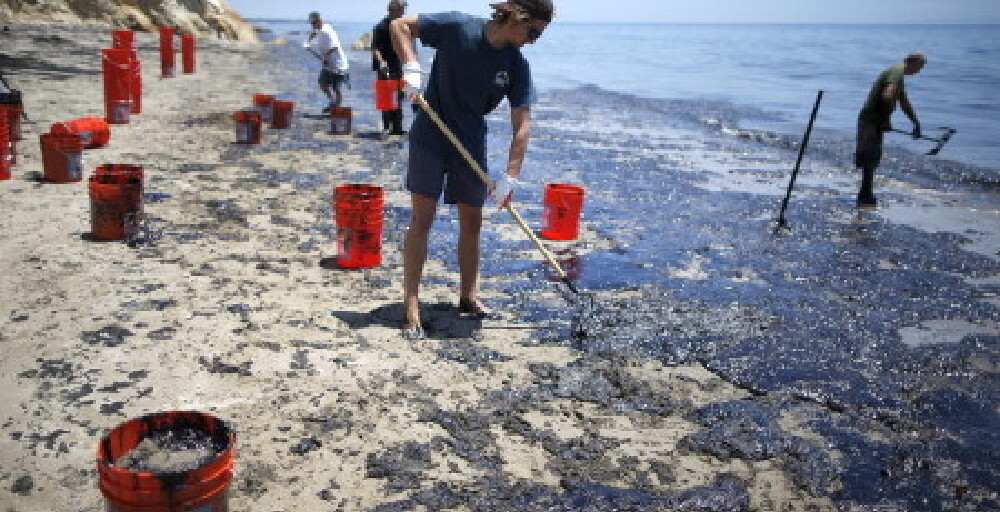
[335,184,383,269]
[160,28,196,77]
[0,89,19,180]
[102,29,142,124]
[234,94,296,144]
[97,411,235,511]
[181,34,197,74]
[0,113,10,181]
[112,30,142,115]
[160,27,175,77]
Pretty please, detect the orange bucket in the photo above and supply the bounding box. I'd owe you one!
[97,411,235,512]
[89,164,143,241]
[181,34,196,74]
[112,29,134,49]
[159,27,175,77]
[270,100,294,129]
[374,79,401,111]
[102,48,132,124]
[329,107,352,135]
[252,94,274,124]
[50,117,111,149]
[334,184,383,269]
[539,183,585,241]
[0,116,11,180]
[40,133,85,183]
[232,111,262,144]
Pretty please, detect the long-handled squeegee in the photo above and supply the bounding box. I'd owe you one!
[412,93,581,295]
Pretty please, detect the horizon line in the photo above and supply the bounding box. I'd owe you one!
[245,18,1000,26]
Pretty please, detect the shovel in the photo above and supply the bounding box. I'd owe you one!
[889,127,957,156]
[411,93,581,295]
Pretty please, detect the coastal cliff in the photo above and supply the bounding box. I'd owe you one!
[0,0,255,41]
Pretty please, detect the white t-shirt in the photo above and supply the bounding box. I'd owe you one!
[304,23,349,73]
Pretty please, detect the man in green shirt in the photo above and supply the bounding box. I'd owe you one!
[855,53,926,207]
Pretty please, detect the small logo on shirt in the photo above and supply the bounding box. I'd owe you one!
[494,71,510,90]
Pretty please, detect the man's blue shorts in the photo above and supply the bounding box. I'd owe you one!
[406,142,488,207]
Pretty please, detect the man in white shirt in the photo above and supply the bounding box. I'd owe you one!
[304,11,350,112]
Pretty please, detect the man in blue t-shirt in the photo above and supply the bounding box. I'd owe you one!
[390,0,553,338]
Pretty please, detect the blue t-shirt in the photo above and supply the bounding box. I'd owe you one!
[411,12,535,160]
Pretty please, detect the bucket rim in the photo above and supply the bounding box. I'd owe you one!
[96,410,235,480]
[336,183,384,193]
[545,182,585,194]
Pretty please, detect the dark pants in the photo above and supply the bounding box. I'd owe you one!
[855,118,884,202]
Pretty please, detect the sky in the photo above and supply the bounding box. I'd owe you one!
[227,0,1000,24]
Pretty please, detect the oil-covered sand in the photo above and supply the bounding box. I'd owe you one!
[1,23,998,512]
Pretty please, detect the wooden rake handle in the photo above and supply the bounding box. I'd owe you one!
[412,93,572,283]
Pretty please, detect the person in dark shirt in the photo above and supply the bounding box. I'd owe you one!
[372,0,409,135]
[391,0,553,338]
[855,53,925,208]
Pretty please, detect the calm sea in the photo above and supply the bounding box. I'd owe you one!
[254,20,1000,172]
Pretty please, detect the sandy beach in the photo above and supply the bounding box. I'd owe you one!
[1,20,998,512]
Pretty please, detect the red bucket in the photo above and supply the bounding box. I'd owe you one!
[232,110,262,144]
[181,34,196,74]
[252,94,274,124]
[89,164,143,241]
[374,79,401,111]
[97,411,235,512]
[102,48,132,124]
[270,100,295,129]
[334,184,383,269]
[112,29,134,49]
[40,133,85,183]
[0,116,11,181]
[1,90,22,142]
[50,117,111,149]
[539,183,585,241]
[329,107,352,135]
[159,27,175,77]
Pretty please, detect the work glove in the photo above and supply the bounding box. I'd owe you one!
[490,173,520,209]
[402,61,421,96]
[912,121,921,139]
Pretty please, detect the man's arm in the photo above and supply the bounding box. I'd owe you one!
[506,106,531,179]
[897,84,920,137]
[899,90,917,124]
[390,16,420,66]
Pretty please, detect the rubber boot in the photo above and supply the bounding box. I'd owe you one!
[857,167,877,207]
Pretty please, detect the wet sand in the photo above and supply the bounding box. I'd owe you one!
[1,22,998,512]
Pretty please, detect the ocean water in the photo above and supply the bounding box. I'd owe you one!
[255,20,1000,172]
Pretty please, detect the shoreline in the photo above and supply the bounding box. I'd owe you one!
[1,21,998,512]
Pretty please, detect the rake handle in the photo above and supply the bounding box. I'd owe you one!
[412,93,572,284]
